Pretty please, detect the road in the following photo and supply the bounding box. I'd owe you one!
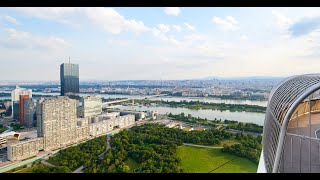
[182,143,223,149]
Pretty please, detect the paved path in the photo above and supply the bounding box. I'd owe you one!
[182,143,223,149]
[72,165,84,173]
[99,135,111,160]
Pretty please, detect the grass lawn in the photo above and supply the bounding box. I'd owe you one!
[124,157,139,170]
[177,145,257,173]
[213,158,258,173]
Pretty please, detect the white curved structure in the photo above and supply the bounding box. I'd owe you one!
[262,74,320,173]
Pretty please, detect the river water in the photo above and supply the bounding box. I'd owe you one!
[0,91,267,126]
[117,105,265,126]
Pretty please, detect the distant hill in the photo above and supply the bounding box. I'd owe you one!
[199,76,286,81]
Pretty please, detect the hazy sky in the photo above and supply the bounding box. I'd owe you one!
[1,7,320,81]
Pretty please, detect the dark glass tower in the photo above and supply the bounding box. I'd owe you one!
[60,63,79,96]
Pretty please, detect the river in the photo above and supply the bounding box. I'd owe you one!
[117,105,265,126]
[0,91,267,126]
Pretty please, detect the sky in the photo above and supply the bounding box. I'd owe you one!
[1,7,320,81]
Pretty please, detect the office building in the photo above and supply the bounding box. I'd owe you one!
[19,95,30,126]
[80,96,102,118]
[12,103,19,120]
[23,98,35,128]
[259,74,320,173]
[60,62,79,96]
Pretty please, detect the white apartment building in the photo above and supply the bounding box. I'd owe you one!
[79,96,102,118]
[36,96,78,151]
[7,137,44,161]
[11,85,32,102]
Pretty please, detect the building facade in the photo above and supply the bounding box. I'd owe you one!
[60,63,79,96]
[11,85,32,102]
[260,74,320,173]
[88,114,135,137]
[7,138,44,161]
[19,95,30,126]
[108,110,145,120]
[11,85,32,119]
[80,96,102,118]
[23,98,35,128]
[36,96,78,151]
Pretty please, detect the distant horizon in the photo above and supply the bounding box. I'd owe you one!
[0,75,286,83]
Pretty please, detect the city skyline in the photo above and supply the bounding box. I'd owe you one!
[1,7,320,81]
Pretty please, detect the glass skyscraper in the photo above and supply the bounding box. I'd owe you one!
[60,63,79,96]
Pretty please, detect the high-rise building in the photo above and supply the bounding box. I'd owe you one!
[60,62,79,96]
[79,96,102,118]
[36,96,78,150]
[11,85,32,119]
[19,95,30,126]
[23,98,35,128]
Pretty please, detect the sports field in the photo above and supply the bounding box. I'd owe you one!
[177,145,257,173]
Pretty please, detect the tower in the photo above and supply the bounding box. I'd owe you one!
[60,60,79,97]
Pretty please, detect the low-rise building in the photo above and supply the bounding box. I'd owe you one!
[7,137,43,161]
[88,114,135,137]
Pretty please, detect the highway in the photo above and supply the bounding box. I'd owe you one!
[102,94,167,106]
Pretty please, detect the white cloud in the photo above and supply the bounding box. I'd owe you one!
[240,35,248,41]
[172,25,182,32]
[212,16,239,31]
[164,7,181,16]
[2,15,19,25]
[14,7,150,34]
[158,24,170,33]
[85,8,149,34]
[184,22,195,31]
[2,28,70,50]
[272,10,293,30]
[152,27,180,46]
